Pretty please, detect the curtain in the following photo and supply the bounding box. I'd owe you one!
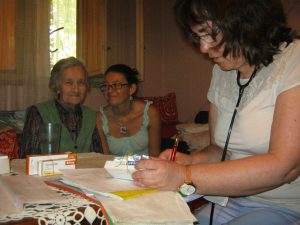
[0,0,51,111]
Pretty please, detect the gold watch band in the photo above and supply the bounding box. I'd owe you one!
[185,166,192,184]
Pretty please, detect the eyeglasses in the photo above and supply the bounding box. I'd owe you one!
[189,27,220,45]
[99,83,129,92]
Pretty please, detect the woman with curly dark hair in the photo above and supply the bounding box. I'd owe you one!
[132,0,300,224]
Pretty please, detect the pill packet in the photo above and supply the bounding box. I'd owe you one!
[114,154,150,165]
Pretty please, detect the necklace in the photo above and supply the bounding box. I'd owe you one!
[113,114,131,135]
[119,124,127,134]
[111,101,133,135]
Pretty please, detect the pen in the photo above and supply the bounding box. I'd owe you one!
[170,134,180,161]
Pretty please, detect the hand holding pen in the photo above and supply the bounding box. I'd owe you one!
[170,134,180,161]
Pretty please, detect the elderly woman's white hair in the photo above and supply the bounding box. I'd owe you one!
[49,56,90,98]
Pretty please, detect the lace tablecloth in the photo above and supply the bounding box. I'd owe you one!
[0,185,109,225]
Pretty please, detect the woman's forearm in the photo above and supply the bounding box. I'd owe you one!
[191,144,225,164]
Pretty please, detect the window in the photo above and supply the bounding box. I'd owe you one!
[50,0,77,68]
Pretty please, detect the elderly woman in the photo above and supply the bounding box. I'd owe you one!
[20,57,102,158]
[132,0,300,225]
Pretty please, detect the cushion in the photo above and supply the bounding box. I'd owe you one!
[139,92,179,125]
[0,127,19,159]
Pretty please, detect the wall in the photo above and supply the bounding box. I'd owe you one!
[85,0,213,122]
[85,0,300,122]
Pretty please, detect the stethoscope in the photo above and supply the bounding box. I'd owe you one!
[209,67,258,225]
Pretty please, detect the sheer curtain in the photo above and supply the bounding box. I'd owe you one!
[0,0,51,111]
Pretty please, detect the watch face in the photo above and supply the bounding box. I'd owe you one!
[179,183,196,196]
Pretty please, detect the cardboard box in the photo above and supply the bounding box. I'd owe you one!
[0,154,10,174]
[38,158,76,176]
[26,153,77,175]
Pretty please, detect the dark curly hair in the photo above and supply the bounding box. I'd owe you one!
[104,64,139,85]
[174,0,297,67]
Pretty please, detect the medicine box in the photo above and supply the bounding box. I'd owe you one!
[38,158,76,176]
[26,153,77,175]
[0,154,10,174]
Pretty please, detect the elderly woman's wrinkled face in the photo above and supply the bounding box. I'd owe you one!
[191,21,249,73]
[58,66,88,105]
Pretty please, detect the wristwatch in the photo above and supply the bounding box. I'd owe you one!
[179,166,196,196]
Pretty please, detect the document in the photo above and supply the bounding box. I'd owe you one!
[59,168,197,225]
[0,175,68,215]
[100,191,196,225]
[60,168,150,200]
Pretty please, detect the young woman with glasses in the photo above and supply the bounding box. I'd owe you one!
[132,0,300,224]
[96,64,161,157]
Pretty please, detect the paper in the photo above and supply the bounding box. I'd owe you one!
[100,191,196,225]
[0,178,23,215]
[183,193,204,203]
[204,195,229,206]
[0,175,68,216]
[58,168,196,224]
[60,168,149,200]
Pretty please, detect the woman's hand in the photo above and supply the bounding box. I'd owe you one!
[159,149,193,165]
[132,159,185,190]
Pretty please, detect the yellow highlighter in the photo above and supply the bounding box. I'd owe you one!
[110,188,158,200]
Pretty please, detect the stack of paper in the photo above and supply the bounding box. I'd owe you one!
[59,168,197,225]
[101,191,196,225]
[60,168,154,200]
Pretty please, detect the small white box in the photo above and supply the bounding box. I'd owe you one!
[0,154,10,174]
[38,158,76,176]
[104,155,149,180]
[104,160,136,180]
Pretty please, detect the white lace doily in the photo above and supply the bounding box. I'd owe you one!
[0,186,109,225]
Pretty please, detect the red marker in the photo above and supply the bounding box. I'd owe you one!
[170,134,180,161]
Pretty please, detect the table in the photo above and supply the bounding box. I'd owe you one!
[0,153,114,225]
[1,153,207,224]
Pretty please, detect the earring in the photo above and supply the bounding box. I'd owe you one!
[129,96,133,101]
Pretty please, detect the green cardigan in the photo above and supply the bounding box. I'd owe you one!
[36,100,96,153]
